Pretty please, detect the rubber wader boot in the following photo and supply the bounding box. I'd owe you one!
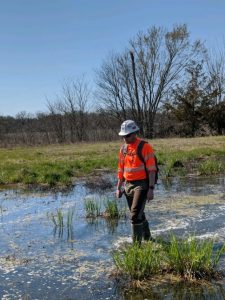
[132,223,143,245]
[143,219,152,241]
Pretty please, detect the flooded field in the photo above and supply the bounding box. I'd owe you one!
[0,175,225,299]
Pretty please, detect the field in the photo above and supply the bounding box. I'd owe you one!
[0,136,224,187]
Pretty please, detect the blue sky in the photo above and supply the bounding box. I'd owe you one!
[0,0,224,116]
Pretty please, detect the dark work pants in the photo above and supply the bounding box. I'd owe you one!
[125,180,148,225]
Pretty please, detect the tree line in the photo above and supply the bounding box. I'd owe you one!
[0,24,225,146]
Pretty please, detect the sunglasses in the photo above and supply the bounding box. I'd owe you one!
[123,133,132,138]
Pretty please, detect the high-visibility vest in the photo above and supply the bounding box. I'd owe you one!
[117,137,157,181]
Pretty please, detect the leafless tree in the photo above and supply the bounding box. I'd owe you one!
[46,98,66,143]
[206,46,225,104]
[65,77,90,141]
[46,76,90,142]
[96,24,203,138]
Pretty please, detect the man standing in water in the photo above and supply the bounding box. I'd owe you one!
[116,120,157,244]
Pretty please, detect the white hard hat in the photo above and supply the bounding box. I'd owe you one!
[118,120,140,136]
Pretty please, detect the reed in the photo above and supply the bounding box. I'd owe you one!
[164,234,225,280]
[198,159,224,175]
[103,198,118,218]
[112,234,225,282]
[113,242,164,280]
[67,209,75,227]
[49,208,75,228]
[50,209,64,227]
[84,198,102,218]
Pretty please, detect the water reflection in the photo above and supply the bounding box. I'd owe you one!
[85,217,120,235]
[122,281,225,300]
[0,177,224,299]
[159,176,225,196]
[52,225,74,242]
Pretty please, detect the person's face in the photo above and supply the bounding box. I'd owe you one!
[123,133,136,144]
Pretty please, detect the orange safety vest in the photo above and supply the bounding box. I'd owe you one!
[117,137,157,181]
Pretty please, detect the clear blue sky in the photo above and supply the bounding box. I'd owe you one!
[0,0,224,116]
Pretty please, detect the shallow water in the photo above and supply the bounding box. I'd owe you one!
[0,176,225,299]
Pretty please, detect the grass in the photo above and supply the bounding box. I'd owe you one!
[113,242,165,280]
[0,136,224,187]
[48,208,75,228]
[198,159,224,175]
[84,197,102,218]
[165,235,225,280]
[48,208,75,239]
[103,198,126,219]
[84,196,127,219]
[112,234,225,283]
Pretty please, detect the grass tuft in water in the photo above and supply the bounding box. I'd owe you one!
[67,209,75,227]
[198,159,224,176]
[103,198,126,219]
[113,241,164,280]
[84,196,127,219]
[48,208,75,228]
[165,234,225,280]
[84,198,102,218]
[112,234,225,282]
[50,209,64,227]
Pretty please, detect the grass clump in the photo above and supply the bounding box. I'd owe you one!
[113,242,164,280]
[84,198,102,218]
[84,196,127,219]
[165,235,225,280]
[198,159,224,176]
[49,208,75,228]
[49,209,64,227]
[112,234,225,283]
[103,198,126,219]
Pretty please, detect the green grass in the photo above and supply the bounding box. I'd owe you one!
[48,208,75,228]
[165,235,225,280]
[198,159,225,175]
[103,198,126,219]
[84,196,127,219]
[0,136,224,187]
[113,242,165,280]
[112,234,225,282]
[84,197,102,218]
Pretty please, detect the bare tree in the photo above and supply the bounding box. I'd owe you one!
[205,46,225,134]
[96,24,203,138]
[46,98,66,143]
[206,46,225,104]
[46,76,90,142]
[61,77,90,141]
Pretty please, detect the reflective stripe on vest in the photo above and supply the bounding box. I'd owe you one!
[124,165,145,173]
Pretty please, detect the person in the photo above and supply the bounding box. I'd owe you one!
[116,120,157,244]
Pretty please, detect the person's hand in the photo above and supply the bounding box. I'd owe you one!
[147,188,154,202]
[116,189,123,199]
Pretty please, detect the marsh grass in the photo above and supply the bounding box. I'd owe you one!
[103,198,126,219]
[49,208,75,228]
[84,198,102,218]
[165,235,225,280]
[112,234,225,283]
[50,209,64,227]
[198,159,224,175]
[0,136,224,187]
[113,242,165,280]
[84,196,127,220]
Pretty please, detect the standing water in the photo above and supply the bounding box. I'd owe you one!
[0,176,225,299]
